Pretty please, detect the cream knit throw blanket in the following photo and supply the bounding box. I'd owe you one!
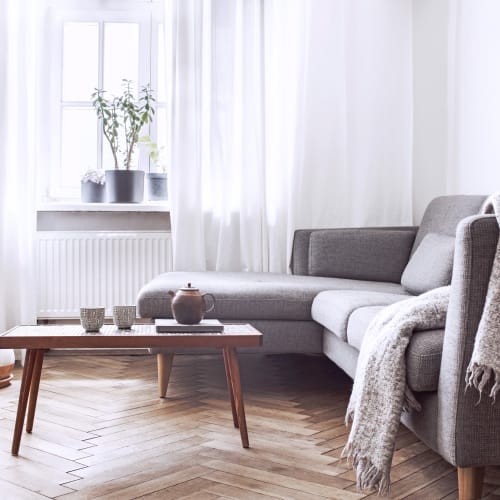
[343,287,450,494]
[466,193,500,400]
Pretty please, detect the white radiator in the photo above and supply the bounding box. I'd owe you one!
[36,231,172,318]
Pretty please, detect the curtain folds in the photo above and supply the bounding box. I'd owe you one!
[0,0,39,335]
[165,0,413,272]
[447,1,500,194]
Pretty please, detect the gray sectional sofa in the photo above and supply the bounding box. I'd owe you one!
[137,195,500,499]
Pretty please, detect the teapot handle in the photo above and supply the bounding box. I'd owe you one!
[202,293,216,313]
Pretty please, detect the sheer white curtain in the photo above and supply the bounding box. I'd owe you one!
[165,0,413,272]
[0,1,39,337]
[447,1,500,194]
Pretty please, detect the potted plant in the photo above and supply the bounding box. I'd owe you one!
[91,80,155,203]
[81,169,106,203]
[139,136,168,201]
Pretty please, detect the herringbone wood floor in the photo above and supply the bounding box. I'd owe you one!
[0,353,498,499]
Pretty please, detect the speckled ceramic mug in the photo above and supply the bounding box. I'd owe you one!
[80,307,105,332]
[112,305,136,329]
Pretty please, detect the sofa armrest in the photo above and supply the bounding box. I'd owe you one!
[290,227,418,283]
[437,214,500,467]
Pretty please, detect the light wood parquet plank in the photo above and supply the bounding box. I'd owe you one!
[0,414,99,451]
[202,481,277,500]
[200,396,309,422]
[173,492,221,500]
[198,447,353,489]
[198,437,345,474]
[76,432,203,467]
[0,422,93,461]
[0,435,87,474]
[0,478,50,499]
[203,459,363,499]
[1,460,77,497]
[85,409,202,446]
[94,465,212,500]
[201,469,337,500]
[199,418,324,447]
[59,454,204,498]
[0,352,498,500]
[132,477,219,500]
[68,437,207,483]
[402,469,458,499]
[200,430,336,458]
[198,419,321,445]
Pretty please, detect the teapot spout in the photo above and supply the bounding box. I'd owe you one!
[167,290,175,298]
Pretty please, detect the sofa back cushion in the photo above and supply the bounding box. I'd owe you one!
[309,229,415,283]
[412,195,485,254]
[401,233,456,294]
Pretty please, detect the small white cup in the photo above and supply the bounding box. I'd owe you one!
[80,307,105,332]
[113,305,136,329]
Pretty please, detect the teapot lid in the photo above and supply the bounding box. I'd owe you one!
[179,282,199,291]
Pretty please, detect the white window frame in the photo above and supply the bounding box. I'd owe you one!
[42,0,163,202]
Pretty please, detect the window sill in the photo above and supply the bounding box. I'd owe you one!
[37,201,170,213]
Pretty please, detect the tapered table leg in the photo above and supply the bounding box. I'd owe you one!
[157,353,174,398]
[26,350,45,433]
[223,348,239,428]
[12,349,36,456]
[224,347,249,448]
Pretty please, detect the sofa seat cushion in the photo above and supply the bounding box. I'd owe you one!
[311,290,408,341]
[137,271,409,321]
[347,305,444,392]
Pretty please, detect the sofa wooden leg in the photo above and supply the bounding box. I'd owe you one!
[458,466,485,500]
[157,353,174,398]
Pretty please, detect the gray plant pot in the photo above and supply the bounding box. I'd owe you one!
[81,181,106,203]
[147,173,168,201]
[105,170,144,203]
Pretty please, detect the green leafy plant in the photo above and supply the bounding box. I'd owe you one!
[138,135,166,173]
[91,80,155,170]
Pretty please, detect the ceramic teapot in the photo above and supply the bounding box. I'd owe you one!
[168,283,216,324]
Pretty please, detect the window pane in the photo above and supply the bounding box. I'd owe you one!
[104,23,139,96]
[60,108,97,188]
[62,22,98,101]
[158,24,166,102]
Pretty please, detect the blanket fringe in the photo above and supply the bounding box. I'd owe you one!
[466,363,500,402]
[345,407,354,426]
[342,441,390,495]
[403,387,422,413]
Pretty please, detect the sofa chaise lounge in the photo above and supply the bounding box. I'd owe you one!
[137,195,500,499]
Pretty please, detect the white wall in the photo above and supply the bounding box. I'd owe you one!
[412,0,449,223]
[412,1,500,222]
[447,2,500,197]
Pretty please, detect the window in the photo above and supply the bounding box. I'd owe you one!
[42,0,165,201]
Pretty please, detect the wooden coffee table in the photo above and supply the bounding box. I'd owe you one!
[0,323,262,455]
